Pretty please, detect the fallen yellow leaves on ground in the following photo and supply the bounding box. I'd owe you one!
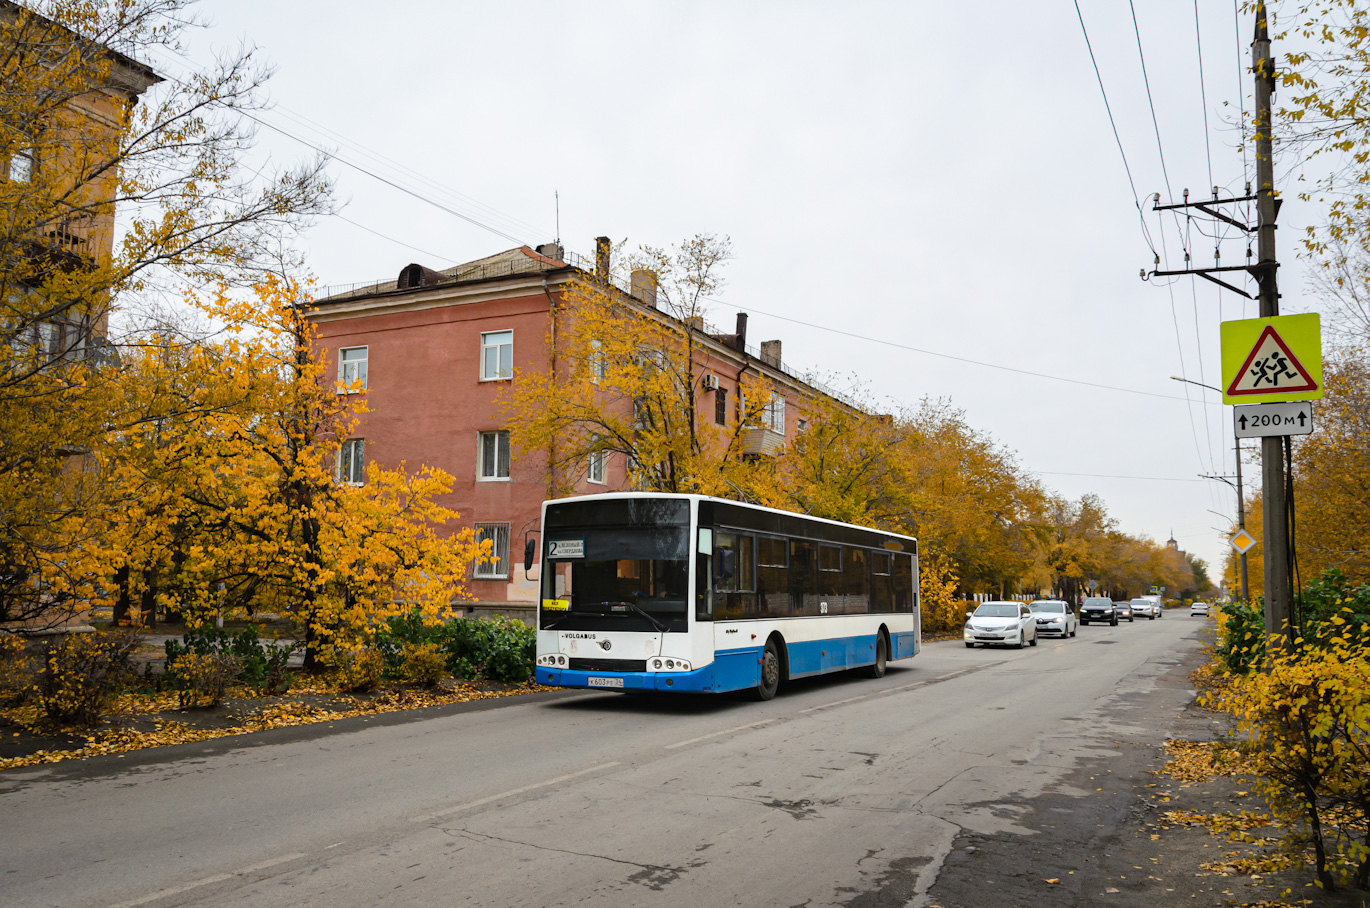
[1161,739,1258,783]
[0,683,550,771]
[1159,809,1273,834]
[1200,851,1303,876]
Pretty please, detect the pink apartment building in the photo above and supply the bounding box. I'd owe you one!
[309,238,845,621]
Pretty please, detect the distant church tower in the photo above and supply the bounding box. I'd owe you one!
[1167,531,1179,551]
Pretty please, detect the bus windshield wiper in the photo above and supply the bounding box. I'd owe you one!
[595,601,669,633]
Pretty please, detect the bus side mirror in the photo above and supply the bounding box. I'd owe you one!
[524,537,537,572]
[718,549,735,579]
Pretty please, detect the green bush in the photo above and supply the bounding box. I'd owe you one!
[165,624,295,694]
[1216,569,1370,675]
[440,616,535,683]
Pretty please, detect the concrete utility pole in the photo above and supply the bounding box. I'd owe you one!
[1251,1,1293,648]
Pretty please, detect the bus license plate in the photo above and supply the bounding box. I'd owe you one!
[588,677,624,688]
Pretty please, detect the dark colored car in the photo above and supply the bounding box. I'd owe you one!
[1112,601,1135,622]
[1079,597,1117,626]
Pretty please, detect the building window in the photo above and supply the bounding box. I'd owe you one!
[588,437,606,484]
[588,339,607,384]
[474,522,511,579]
[338,346,368,391]
[7,148,33,183]
[478,430,510,480]
[797,418,808,433]
[763,392,786,433]
[338,438,365,484]
[715,387,728,426]
[480,330,513,381]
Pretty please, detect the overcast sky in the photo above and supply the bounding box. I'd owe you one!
[156,0,1316,580]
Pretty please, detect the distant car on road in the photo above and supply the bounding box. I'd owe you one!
[964,601,1038,649]
[1113,601,1135,622]
[1080,597,1117,626]
[1130,597,1159,620]
[1028,600,1077,638]
[1190,601,1212,617]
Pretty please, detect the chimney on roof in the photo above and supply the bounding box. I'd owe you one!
[595,236,611,281]
[630,269,658,308]
[759,340,782,368]
[735,312,748,352]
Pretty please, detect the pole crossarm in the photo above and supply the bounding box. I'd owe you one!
[1147,264,1273,299]
[1152,194,1261,232]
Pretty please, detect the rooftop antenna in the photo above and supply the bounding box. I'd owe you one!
[555,190,560,246]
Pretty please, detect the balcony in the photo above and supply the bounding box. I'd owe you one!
[742,427,785,456]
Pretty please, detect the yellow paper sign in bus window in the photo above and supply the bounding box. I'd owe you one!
[542,598,569,611]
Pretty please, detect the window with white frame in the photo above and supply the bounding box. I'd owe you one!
[588,339,607,384]
[7,148,33,183]
[338,346,368,391]
[338,438,365,484]
[474,522,511,579]
[588,436,606,484]
[763,392,786,433]
[478,430,510,480]
[480,330,513,380]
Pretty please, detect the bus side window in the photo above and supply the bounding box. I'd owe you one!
[714,531,756,619]
[758,535,789,618]
[893,554,914,612]
[843,547,868,614]
[790,540,818,615]
[870,550,894,612]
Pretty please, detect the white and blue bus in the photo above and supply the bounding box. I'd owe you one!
[532,493,919,699]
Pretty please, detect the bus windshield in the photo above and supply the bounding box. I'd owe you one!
[540,526,689,633]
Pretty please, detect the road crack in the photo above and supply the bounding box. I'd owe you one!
[440,826,705,890]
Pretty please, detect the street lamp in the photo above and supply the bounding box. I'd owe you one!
[1170,376,1250,606]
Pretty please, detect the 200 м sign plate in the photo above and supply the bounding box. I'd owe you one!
[1233,401,1314,439]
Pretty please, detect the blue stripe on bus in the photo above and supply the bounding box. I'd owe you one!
[537,630,915,694]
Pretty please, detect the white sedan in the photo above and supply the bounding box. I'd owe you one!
[964,601,1038,649]
[1029,600,1078,638]
[1190,601,1212,617]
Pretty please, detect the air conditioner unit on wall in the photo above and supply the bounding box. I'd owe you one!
[702,373,719,391]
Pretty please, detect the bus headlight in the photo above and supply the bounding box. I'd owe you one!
[650,658,691,672]
[537,654,570,667]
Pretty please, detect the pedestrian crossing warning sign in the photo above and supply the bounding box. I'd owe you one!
[1220,313,1323,404]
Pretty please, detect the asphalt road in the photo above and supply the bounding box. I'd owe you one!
[0,614,1209,908]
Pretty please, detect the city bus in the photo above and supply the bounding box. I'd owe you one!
[532,493,919,699]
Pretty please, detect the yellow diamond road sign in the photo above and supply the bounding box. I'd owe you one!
[1229,528,1257,555]
[1220,313,1323,404]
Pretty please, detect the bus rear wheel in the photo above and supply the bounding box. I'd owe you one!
[753,639,781,701]
[865,633,888,678]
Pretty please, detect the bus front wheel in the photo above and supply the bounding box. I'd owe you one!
[753,639,781,701]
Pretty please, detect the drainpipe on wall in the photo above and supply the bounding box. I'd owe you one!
[543,278,557,501]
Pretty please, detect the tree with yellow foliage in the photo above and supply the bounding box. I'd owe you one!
[502,234,777,500]
[0,1,331,630]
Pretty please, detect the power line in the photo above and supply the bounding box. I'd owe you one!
[1072,0,1157,256]
[1195,0,1216,190]
[1129,0,1175,201]
[331,213,460,266]
[712,298,1207,404]
[1031,471,1209,483]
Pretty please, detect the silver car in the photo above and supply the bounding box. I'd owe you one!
[1028,600,1077,638]
[964,601,1038,649]
[1130,597,1161,619]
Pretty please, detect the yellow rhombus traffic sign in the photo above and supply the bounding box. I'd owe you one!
[1220,313,1323,404]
